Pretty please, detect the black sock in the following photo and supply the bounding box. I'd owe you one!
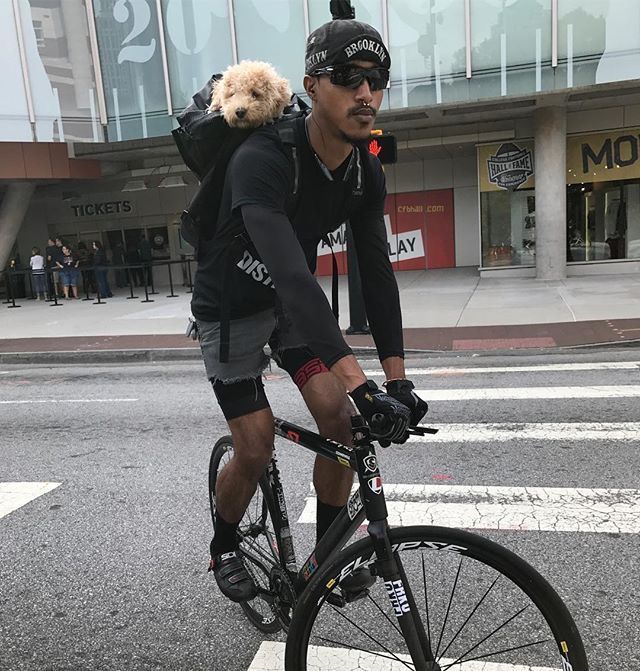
[316,499,344,544]
[210,511,239,555]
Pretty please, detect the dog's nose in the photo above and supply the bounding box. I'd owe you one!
[235,108,247,119]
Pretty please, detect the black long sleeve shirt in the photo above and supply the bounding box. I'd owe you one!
[191,118,403,367]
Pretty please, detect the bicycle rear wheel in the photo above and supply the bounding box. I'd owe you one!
[286,526,588,670]
[209,436,282,633]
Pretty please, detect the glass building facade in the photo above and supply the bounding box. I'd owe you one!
[4,0,640,274]
[3,0,640,143]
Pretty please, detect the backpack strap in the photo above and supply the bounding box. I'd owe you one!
[276,116,305,220]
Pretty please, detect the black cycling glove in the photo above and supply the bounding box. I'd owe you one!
[383,379,428,427]
[349,380,411,444]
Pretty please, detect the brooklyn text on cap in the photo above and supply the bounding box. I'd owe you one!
[305,19,391,74]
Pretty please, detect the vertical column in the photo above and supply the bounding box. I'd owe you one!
[60,0,93,108]
[534,105,566,279]
[0,182,36,272]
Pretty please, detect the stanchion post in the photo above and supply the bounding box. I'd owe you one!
[82,268,93,301]
[345,222,370,335]
[140,271,154,303]
[166,261,178,297]
[186,257,193,293]
[126,263,138,299]
[148,263,158,295]
[93,272,105,305]
[7,271,21,309]
[1,271,10,304]
[48,269,62,307]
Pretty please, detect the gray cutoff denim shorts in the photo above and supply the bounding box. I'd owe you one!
[196,307,305,383]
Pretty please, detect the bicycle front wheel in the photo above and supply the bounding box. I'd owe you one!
[286,526,587,670]
[209,436,282,633]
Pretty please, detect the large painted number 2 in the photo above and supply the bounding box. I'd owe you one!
[114,0,157,64]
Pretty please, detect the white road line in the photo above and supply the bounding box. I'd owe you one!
[407,422,640,442]
[364,362,640,376]
[414,386,640,400]
[298,484,640,534]
[248,641,555,670]
[0,482,61,520]
[0,398,138,405]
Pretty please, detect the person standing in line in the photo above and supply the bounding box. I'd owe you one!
[29,247,47,300]
[56,245,80,299]
[46,236,63,298]
[92,240,113,298]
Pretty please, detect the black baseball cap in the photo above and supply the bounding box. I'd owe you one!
[305,19,391,75]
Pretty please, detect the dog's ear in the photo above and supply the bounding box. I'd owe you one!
[275,76,293,110]
[209,80,223,111]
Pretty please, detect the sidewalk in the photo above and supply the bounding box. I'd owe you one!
[1,268,639,363]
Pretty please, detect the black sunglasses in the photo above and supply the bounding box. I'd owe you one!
[312,65,389,91]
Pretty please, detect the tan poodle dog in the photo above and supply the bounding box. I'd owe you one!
[209,60,292,129]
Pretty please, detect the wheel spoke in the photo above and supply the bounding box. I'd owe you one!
[421,555,432,649]
[366,592,402,637]
[444,603,531,667]
[321,605,416,670]
[434,559,462,659]
[316,637,415,669]
[440,637,552,670]
[438,575,500,659]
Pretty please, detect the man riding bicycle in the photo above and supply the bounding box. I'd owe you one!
[191,9,428,603]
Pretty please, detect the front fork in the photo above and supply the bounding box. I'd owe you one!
[352,417,439,671]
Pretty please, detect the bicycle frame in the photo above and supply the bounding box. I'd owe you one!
[265,415,439,670]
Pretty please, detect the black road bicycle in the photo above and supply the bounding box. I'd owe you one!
[208,415,588,670]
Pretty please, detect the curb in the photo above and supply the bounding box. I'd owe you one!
[1,340,639,365]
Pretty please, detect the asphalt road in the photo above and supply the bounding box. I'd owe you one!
[1,347,639,670]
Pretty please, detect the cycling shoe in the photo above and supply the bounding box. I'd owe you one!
[209,551,258,603]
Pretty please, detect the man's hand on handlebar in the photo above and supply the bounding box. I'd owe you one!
[349,380,411,444]
[383,379,428,427]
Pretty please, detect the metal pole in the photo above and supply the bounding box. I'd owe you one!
[48,269,62,307]
[166,261,178,297]
[7,270,21,309]
[345,222,370,335]
[186,257,193,293]
[93,269,105,305]
[140,268,154,303]
[126,263,138,299]
[148,262,158,295]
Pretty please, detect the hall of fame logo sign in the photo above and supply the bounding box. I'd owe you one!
[487,142,534,190]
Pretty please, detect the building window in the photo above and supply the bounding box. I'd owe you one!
[567,180,640,262]
[480,190,535,267]
[478,140,536,267]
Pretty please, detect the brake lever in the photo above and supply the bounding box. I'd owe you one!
[408,426,439,436]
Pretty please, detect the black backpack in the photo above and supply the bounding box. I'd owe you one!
[171,75,309,248]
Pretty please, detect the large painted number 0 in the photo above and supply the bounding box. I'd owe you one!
[114,0,156,64]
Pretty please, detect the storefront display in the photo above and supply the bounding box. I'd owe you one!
[315,189,455,276]
[478,129,640,267]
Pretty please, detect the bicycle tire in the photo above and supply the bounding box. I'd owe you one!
[208,436,282,634]
[285,525,588,670]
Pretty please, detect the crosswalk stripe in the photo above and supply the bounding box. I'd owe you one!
[414,386,640,400]
[407,422,640,442]
[0,398,138,405]
[0,482,61,520]
[297,484,640,534]
[248,640,557,670]
[365,362,640,376]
